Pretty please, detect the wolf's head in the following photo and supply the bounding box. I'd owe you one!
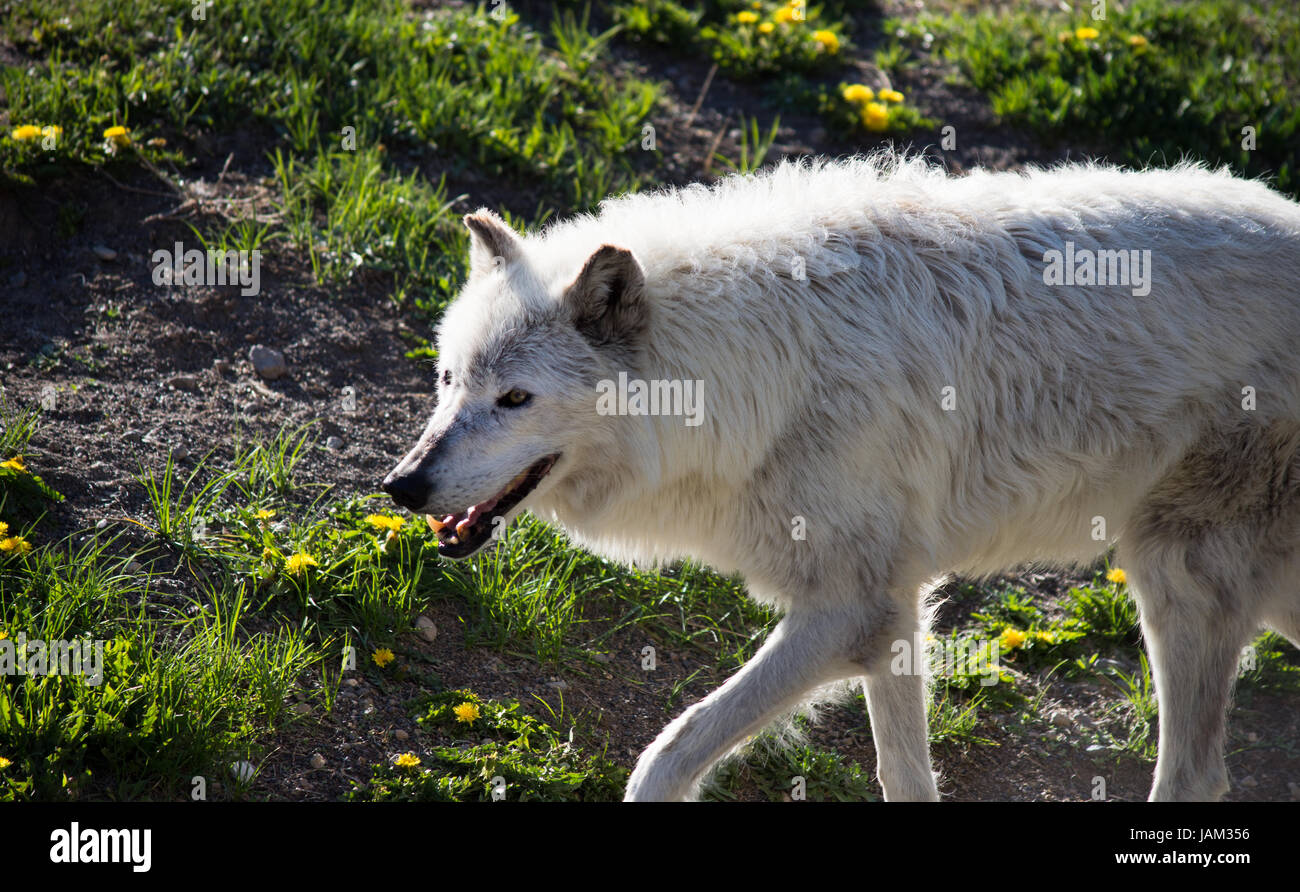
[382,209,648,558]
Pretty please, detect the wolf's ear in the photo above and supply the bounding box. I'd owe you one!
[563,245,647,348]
[464,209,522,278]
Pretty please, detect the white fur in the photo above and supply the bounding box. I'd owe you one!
[387,152,1300,801]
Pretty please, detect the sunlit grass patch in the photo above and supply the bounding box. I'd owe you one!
[348,688,626,802]
[890,0,1300,196]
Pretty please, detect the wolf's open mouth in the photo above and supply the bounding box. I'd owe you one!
[426,454,560,559]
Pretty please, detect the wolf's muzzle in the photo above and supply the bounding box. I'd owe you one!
[381,471,430,511]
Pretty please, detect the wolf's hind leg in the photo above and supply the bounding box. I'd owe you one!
[1121,421,1300,801]
[1126,562,1251,801]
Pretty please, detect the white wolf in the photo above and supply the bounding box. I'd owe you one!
[384,153,1300,801]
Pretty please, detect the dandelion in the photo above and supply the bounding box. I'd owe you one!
[842,84,875,104]
[736,10,759,24]
[373,647,395,668]
[1107,567,1127,585]
[1127,34,1148,48]
[394,753,421,769]
[0,629,8,640]
[1000,627,1028,651]
[284,552,318,575]
[758,22,774,34]
[0,537,32,555]
[0,756,11,770]
[41,125,62,141]
[878,88,904,103]
[1075,27,1100,41]
[0,521,7,538]
[365,514,406,533]
[453,701,481,724]
[255,508,275,520]
[260,547,276,563]
[1,455,27,472]
[103,125,131,148]
[812,30,839,53]
[861,101,890,132]
[11,125,41,142]
[774,7,797,24]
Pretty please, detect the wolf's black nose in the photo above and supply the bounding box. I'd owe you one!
[382,473,429,511]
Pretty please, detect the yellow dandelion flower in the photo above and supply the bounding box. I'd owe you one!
[1075,27,1100,41]
[758,22,774,34]
[0,521,7,538]
[255,508,275,520]
[394,752,421,769]
[1,455,27,472]
[751,0,762,7]
[103,125,131,147]
[1107,567,1127,585]
[0,537,32,555]
[878,88,904,103]
[842,84,875,104]
[812,30,839,53]
[284,552,318,575]
[1000,627,1028,651]
[861,101,890,132]
[737,11,759,24]
[774,7,797,24]
[373,647,395,668]
[41,125,62,140]
[1127,34,1148,48]
[11,125,41,142]
[0,756,11,770]
[365,514,406,533]
[453,701,481,724]
[0,629,8,640]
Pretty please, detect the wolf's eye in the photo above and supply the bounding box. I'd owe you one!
[498,389,531,408]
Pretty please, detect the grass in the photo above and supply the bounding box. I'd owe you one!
[348,688,627,802]
[892,0,1300,196]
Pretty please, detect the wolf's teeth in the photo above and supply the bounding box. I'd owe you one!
[455,518,471,536]
[426,515,445,532]
[447,535,459,545]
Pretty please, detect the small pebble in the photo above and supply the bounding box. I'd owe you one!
[249,344,287,380]
[416,615,438,643]
[309,753,326,770]
[93,245,117,261]
[325,436,344,450]
[394,729,410,741]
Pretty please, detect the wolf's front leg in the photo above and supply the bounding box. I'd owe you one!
[862,670,939,801]
[624,609,867,801]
